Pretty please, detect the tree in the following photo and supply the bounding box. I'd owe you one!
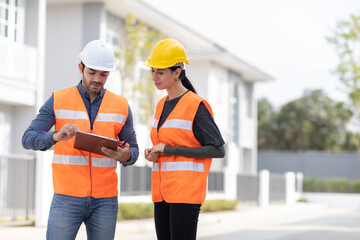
[258,89,354,151]
[277,90,352,150]
[257,98,277,149]
[116,13,166,125]
[342,131,360,151]
[327,14,360,109]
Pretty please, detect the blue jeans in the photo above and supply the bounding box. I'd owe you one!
[46,194,118,240]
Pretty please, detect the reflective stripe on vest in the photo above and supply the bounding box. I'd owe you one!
[161,161,204,172]
[53,155,88,165]
[152,119,159,128]
[92,158,117,167]
[96,113,126,124]
[153,162,159,172]
[162,119,192,130]
[55,110,88,120]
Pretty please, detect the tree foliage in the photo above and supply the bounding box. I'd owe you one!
[258,89,358,151]
[117,13,166,125]
[327,14,360,109]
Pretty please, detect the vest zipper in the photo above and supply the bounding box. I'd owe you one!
[157,131,164,199]
[89,129,93,196]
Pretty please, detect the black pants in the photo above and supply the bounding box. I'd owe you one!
[154,201,201,240]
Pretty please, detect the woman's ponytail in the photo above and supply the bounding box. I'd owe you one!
[170,67,197,94]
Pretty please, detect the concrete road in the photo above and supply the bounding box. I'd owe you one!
[1,194,360,240]
[198,204,360,240]
[197,193,360,240]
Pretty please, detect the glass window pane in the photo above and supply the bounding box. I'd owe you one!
[4,24,7,37]
[15,0,18,7]
[14,28,16,41]
[5,8,8,20]
[0,7,2,19]
[15,11,17,24]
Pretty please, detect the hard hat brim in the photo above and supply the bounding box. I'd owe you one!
[83,63,116,72]
[143,59,189,69]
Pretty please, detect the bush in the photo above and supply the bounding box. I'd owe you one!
[117,203,154,221]
[201,199,238,213]
[303,177,360,193]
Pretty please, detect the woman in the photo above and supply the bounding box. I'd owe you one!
[144,38,225,240]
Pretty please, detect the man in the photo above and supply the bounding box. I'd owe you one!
[22,39,139,240]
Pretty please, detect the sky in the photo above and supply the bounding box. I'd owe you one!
[142,0,360,107]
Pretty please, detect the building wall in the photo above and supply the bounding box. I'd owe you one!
[45,3,83,99]
[45,2,123,99]
[0,105,11,154]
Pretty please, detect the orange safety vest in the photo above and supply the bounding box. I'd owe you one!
[53,86,128,198]
[150,91,213,204]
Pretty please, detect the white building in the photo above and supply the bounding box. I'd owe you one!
[0,0,46,155]
[2,0,273,226]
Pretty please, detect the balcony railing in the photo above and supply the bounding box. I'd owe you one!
[0,40,37,83]
[0,40,38,106]
[0,153,36,225]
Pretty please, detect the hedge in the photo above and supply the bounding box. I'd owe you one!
[303,177,360,193]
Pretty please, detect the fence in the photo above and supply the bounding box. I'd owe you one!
[269,173,286,203]
[0,154,36,225]
[120,166,299,206]
[237,170,301,206]
[120,166,152,196]
[1,156,302,226]
[237,174,258,202]
[120,166,225,196]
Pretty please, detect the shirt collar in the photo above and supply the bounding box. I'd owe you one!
[77,81,105,100]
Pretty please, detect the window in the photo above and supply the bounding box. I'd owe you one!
[106,29,120,53]
[0,0,22,42]
[243,148,252,173]
[231,85,239,144]
[244,82,253,118]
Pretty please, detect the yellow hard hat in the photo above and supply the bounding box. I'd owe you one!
[144,38,189,69]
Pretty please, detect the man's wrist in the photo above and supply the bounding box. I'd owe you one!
[52,131,58,142]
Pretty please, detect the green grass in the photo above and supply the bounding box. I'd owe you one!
[117,203,154,221]
[201,199,239,212]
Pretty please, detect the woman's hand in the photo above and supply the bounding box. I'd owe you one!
[150,143,166,154]
[144,148,160,162]
[101,143,131,162]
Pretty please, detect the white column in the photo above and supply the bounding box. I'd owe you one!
[296,172,304,193]
[224,168,237,200]
[34,0,50,227]
[285,171,296,205]
[295,172,304,201]
[224,142,239,200]
[36,0,46,108]
[35,151,54,226]
[258,169,269,208]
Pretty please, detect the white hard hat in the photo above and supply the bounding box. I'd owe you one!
[79,39,116,71]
